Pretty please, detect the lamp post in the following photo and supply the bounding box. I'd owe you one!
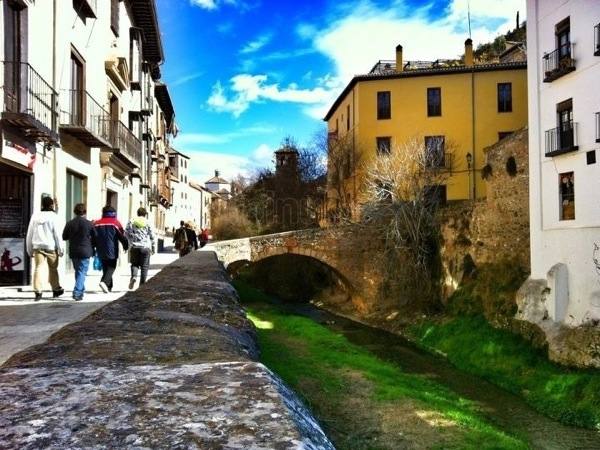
[466,152,473,200]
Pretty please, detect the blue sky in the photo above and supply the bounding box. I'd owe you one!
[156,0,526,183]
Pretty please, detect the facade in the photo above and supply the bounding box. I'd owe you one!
[324,40,528,210]
[189,181,212,231]
[527,0,600,325]
[0,0,176,286]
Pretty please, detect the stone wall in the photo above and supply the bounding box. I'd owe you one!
[440,128,530,299]
[0,252,334,449]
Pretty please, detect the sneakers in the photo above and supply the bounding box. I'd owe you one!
[99,281,109,293]
[52,287,64,298]
[128,277,136,290]
[34,292,42,301]
[73,295,83,302]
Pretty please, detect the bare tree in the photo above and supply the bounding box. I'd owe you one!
[361,136,454,305]
[314,129,361,222]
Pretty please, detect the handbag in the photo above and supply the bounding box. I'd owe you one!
[93,254,103,271]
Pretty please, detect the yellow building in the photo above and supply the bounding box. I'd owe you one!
[324,39,528,207]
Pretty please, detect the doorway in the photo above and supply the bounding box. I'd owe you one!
[0,162,32,286]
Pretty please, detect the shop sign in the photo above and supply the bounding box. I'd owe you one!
[2,136,36,169]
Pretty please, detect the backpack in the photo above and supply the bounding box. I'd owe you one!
[174,227,188,250]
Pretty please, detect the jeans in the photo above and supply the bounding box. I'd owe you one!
[71,257,90,298]
[33,250,60,293]
[130,247,151,284]
[100,259,117,291]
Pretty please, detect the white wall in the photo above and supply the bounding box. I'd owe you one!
[528,0,600,324]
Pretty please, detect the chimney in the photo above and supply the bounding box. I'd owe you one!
[215,170,220,178]
[464,38,474,67]
[395,44,403,72]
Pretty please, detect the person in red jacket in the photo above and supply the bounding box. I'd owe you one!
[94,205,128,293]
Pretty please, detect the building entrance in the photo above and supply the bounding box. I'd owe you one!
[0,162,32,286]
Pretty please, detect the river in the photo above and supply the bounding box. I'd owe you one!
[275,300,600,450]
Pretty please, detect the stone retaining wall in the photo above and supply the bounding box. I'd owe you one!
[0,251,334,449]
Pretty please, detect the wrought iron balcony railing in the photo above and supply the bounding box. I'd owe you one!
[545,121,579,157]
[595,24,600,56]
[60,89,111,147]
[596,112,600,143]
[543,43,576,82]
[1,61,58,144]
[110,120,142,167]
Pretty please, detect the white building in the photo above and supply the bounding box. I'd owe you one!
[167,149,191,232]
[189,181,212,231]
[205,170,231,200]
[0,0,176,287]
[527,0,600,325]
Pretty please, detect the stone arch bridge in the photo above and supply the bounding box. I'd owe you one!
[205,228,382,312]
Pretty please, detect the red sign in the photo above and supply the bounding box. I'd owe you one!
[2,138,36,169]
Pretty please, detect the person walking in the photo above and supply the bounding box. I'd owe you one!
[62,203,95,301]
[173,221,188,257]
[125,207,155,289]
[199,228,209,248]
[184,222,199,255]
[26,196,64,301]
[94,205,128,293]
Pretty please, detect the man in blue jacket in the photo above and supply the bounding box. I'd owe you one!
[62,203,95,301]
[94,205,128,293]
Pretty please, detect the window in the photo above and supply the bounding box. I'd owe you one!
[424,136,445,168]
[424,185,447,206]
[110,0,119,36]
[587,150,596,165]
[498,131,513,141]
[70,50,85,125]
[497,83,512,112]
[346,104,350,130]
[376,137,391,155]
[556,17,571,59]
[559,172,575,221]
[377,91,391,120]
[129,28,141,87]
[557,99,575,150]
[427,87,441,116]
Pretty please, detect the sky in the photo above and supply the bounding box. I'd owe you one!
[155,0,526,184]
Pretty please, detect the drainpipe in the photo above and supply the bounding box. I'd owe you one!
[465,38,476,200]
[52,0,58,205]
[352,87,356,211]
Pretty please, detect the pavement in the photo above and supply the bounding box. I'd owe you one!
[0,251,179,365]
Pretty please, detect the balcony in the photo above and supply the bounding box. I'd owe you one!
[59,90,111,147]
[1,61,58,144]
[109,120,142,167]
[73,0,97,19]
[545,121,579,157]
[595,24,600,56]
[543,44,576,82]
[596,112,600,143]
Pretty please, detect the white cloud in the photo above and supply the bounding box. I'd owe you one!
[240,33,273,54]
[314,0,526,84]
[170,71,204,87]
[184,146,274,185]
[174,125,278,146]
[207,74,334,118]
[190,0,249,11]
[190,0,217,10]
[252,143,274,166]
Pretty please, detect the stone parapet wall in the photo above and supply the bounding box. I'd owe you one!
[0,252,334,449]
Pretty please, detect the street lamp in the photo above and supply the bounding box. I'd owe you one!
[466,152,473,200]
